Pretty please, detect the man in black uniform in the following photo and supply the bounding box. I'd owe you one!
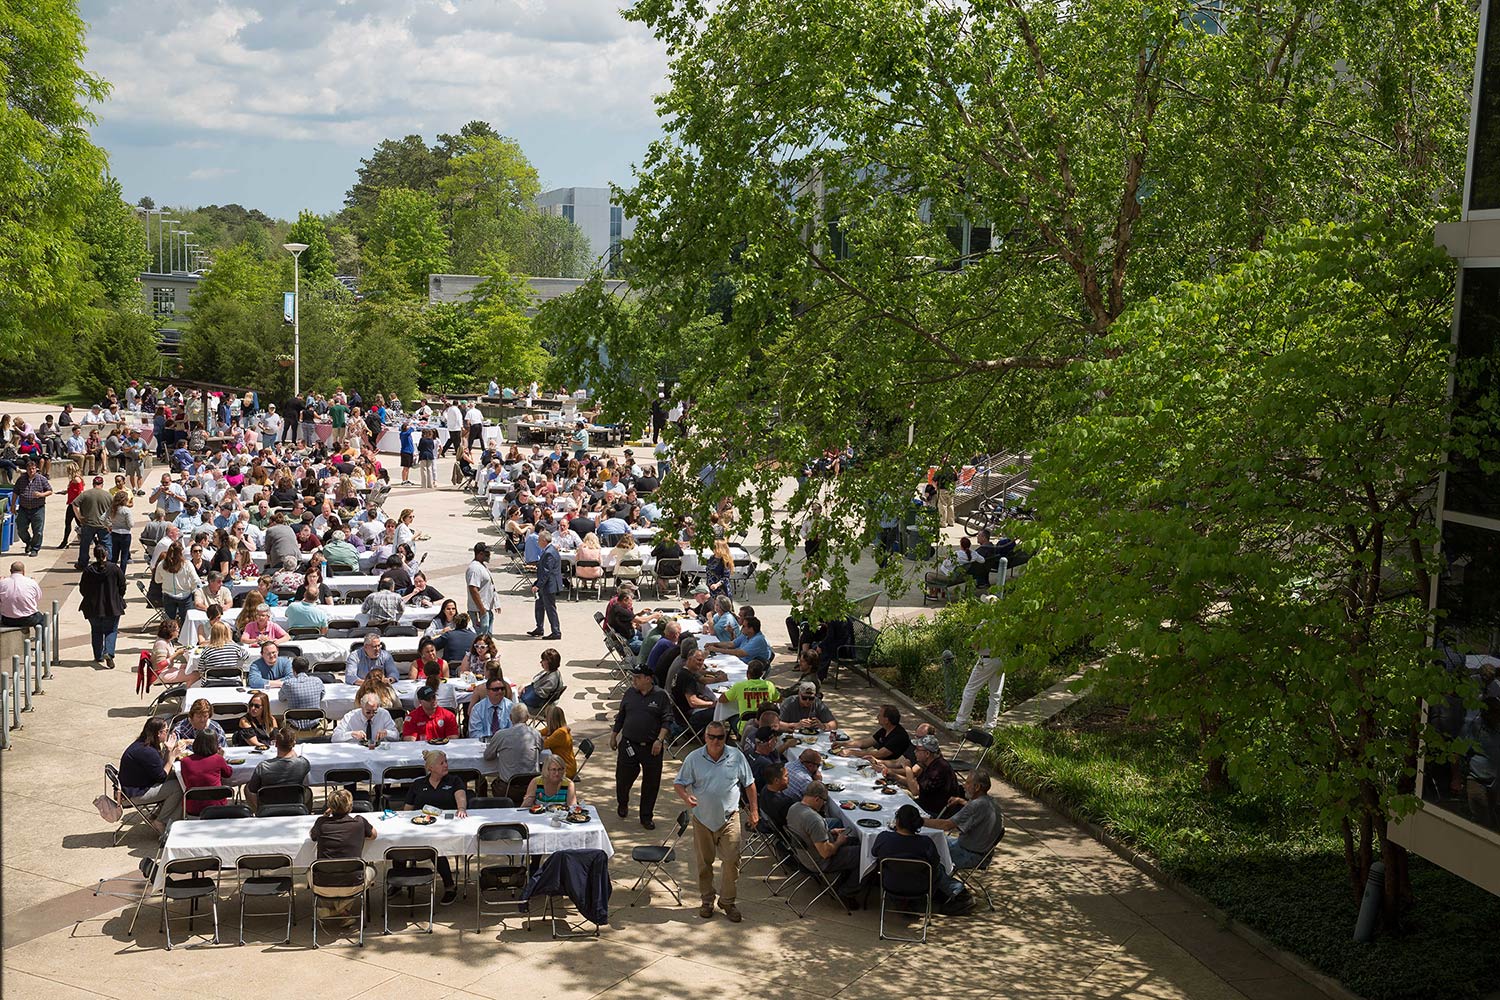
[612,663,672,830]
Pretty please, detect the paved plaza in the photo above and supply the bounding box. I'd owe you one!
[0,401,1321,1000]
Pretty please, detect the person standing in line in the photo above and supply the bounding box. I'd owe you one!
[79,544,126,668]
[398,421,415,485]
[527,530,563,640]
[417,429,437,488]
[612,664,671,829]
[13,459,52,558]
[673,720,759,923]
[72,474,115,569]
[442,399,464,457]
[465,542,497,634]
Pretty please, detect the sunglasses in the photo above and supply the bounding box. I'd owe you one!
[705,733,727,741]
[800,695,814,702]
[488,685,505,693]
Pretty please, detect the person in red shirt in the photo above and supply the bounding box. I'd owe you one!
[59,469,85,549]
[179,731,233,814]
[402,686,459,742]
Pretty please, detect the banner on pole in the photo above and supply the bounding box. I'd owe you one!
[283,292,295,324]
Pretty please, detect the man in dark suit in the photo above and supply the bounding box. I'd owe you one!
[527,529,564,640]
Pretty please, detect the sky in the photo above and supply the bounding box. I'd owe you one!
[79,0,674,220]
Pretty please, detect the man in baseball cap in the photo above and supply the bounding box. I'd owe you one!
[880,733,963,816]
[467,541,496,632]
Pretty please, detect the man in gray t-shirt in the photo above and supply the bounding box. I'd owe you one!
[924,771,1004,868]
[786,782,861,893]
[246,729,311,809]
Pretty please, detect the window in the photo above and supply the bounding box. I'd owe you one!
[151,286,176,316]
[1444,268,1500,520]
[610,206,623,244]
[1471,2,1500,210]
[562,204,574,223]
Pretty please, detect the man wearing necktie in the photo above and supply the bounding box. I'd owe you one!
[527,530,565,641]
[333,694,396,744]
[468,679,514,741]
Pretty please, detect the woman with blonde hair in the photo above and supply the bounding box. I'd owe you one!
[539,703,578,779]
[356,669,400,710]
[235,590,267,633]
[705,537,735,599]
[521,754,576,809]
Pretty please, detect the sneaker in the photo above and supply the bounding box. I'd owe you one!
[719,900,742,922]
[105,655,115,670]
[440,886,458,905]
[698,901,715,919]
[946,719,969,731]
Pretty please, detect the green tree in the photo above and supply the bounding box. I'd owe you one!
[469,254,545,384]
[360,188,450,297]
[285,210,336,286]
[344,135,445,234]
[0,0,110,363]
[343,298,421,401]
[453,211,594,277]
[409,301,484,393]
[76,301,159,402]
[80,176,150,305]
[438,134,540,218]
[994,222,1475,924]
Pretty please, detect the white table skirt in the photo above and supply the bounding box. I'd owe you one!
[787,734,953,877]
[217,737,496,785]
[180,604,436,646]
[156,805,612,888]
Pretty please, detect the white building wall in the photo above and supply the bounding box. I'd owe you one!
[535,186,635,271]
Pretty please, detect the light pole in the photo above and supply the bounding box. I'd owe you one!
[282,242,308,395]
[135,208,163,271]
[163,220,180,271]
[178,232,193,274]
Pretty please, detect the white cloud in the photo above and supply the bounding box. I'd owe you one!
[186,166,239,180]
[79,0,671,145]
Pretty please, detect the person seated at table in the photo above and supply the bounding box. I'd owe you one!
[879,735,962,817]
[644,621,681,681]
[356,668,402,710]
[322,530,360,574]
[172,697,229,749]
[401,571,443,607]
[244,641,294,689]
[408,637,448,682]
[400,749,467,903]
[196,620,245,674]
[458,633,496,677]
[236,689,281,747]
[921,771,1005,870]
[785,746,826,798]
[788,781,862,900]
[520,647,563,711]
[293,565,334,604]
[241,605,288,644]
[180,730,232,815]
[755,761,797,831]
[775,682,838,733]
[834,704,912,761]
[333,693,398,744]
[277,656,325,731]
[270,555,304,595]
[649,531,683,563]
[670,648,722,736]
[605,587,653,654]
[681,583,713,623]
[716,660,779,733]
[873,803,968,906]
[521,754,577,809]
[704,614,775,668]
[192,570,234,613]
[282,591,329,635]
[709,595,738,644]
[309,788,378,920]
[118,717,187,836]
[361,577,405,627]
[402,685,460,741]
[539,703,577,778]
[573,530,604,577]
[345,631,396,685]
[422,599,460,639]
[483,703,543,785]
[434,612,476,663]
[245,726,310,810]
[467,667,514,740]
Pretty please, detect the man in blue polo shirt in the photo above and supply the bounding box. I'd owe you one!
[704,614,774,666]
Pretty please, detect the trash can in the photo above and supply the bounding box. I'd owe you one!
[0,486,13,554]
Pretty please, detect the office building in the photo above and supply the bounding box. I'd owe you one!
[535,187,635,274]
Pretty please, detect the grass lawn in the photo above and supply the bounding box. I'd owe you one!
[992,700,1500,1000]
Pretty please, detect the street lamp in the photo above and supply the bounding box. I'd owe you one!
[135,207,163,272]
[178,232,193,274]
[163,220,180,271]
[282,242,309,395]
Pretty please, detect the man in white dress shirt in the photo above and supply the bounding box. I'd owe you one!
[332,694,397,744]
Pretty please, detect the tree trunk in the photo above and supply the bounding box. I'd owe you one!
[1341,817,1361,899]
[1378,829,1411,933]
[1199,712,1230,794]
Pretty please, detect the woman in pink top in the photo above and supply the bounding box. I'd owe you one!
[240,607,287,643]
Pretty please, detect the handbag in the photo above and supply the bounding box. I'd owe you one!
[94,790,123,824]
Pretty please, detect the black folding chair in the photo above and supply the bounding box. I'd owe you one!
[878,857,933,942]
[323,766,375,810]
[627,809,690,906]
[184,785,234,817]
[473,822,531,933]
[103,763,163,845]
[379,765,427,811]
[776,827,853,918]
[309,858,373,948]
[574,738,595,778]
[383,845,438,934]
[953,836,1003,911]
[236,853,295,945]
[254,782,313,815]
[200,803,253,820]
[467,796,514,809]
[949,727,996,774]
[160,857,221,949]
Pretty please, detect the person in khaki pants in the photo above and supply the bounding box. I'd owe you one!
[673,721,759,922]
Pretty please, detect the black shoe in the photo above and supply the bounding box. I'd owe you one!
[641,818,656,830]
[544,634,562,641]
[617,804,628,818]
[440,886,458,905]
[526,629,544,637]
[57,541,69,549]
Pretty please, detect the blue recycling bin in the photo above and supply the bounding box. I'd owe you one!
[0,486,13,554]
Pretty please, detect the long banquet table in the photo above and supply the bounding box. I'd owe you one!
[154,805,612,888]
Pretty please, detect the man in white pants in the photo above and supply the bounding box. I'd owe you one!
[950,650,1005,731]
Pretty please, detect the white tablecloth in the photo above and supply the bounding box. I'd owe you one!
[375,422,502,454]
[155,806,612,888]
[250,549,377,573]
[706,653,751,721]
[181,605,437,646]
[218,737,496,785]
[559,547,753,578]
[228,575,382,599]
[799,734,952,877]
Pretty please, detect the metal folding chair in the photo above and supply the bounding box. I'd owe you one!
[953,837,1002,911]
[236,853,295,945]
[160,856,222,949]
[878,857,933,942]
[473,822,531,933]
[103,764,163,845]
[309,858,373,948]
[574,738,595,778]
[136,580,165,631]
[383,845,438,934]
[776,827,853,917]
[626,809,689,906]
[950,726,997,774]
